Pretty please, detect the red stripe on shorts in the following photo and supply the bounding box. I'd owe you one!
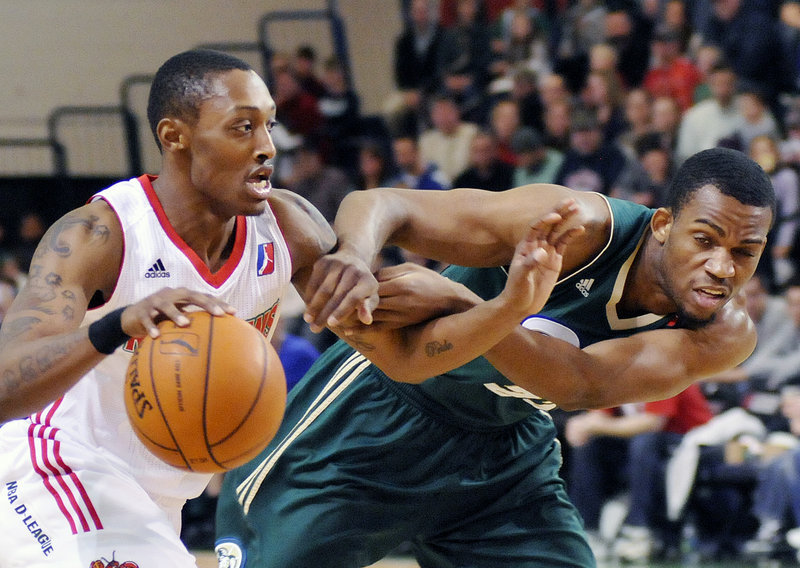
[27,400,103,533]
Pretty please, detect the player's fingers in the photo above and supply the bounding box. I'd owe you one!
[326,280,378,328]
[554,226,587,254]
[303,269,348,331]
[176,290,235,317]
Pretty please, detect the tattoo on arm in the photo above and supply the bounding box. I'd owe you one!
[0,317,43,346]
[424,340,454,358]
[0,333,82,399]
[348,335,376,353]
[36,214,110,259]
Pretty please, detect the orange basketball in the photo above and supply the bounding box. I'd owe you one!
[124,311,286,473]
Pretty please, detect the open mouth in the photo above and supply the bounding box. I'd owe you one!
[693,286,728,310]
[247,171,272,195]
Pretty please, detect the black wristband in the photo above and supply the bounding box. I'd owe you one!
[88,307,130,354]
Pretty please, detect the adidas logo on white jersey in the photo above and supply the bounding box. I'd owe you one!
[575,278,594,297]
[145,258,171,278]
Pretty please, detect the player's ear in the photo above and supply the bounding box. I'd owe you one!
[157,118,189,152]
[651,207,672,244]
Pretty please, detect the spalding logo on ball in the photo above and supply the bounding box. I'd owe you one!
[124,311,286,472]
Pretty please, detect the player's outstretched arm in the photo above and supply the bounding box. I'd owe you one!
[0,201,235,422]
[303,184,604,333]
[484,294,756,410]
[337,205,584,382]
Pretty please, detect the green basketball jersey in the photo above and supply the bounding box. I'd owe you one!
[389,196,673,428]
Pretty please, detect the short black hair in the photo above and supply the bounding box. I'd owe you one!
[666,147,775,221]
[147,49,254,150]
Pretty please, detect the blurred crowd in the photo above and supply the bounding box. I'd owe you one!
[8,0,800,562]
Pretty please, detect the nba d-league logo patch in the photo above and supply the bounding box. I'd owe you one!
[257,242,275,276]
[216,539,245,567]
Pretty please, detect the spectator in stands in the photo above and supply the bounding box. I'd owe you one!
[617,88,653,159]
[735,89,781,154]
[272,67,323,141]
[780,0,800,95]
[511,125,563,186]
[509,67,545,132]
[742,385,800,559]
[436,0,492,123]
[451,130,513,192]
[0,255,26,293]
[539,72,572,110]
[555,105,628,194]
[692,44,724,104]
[662,0,696,54]
[781,106,800,168]
[611,132,673,208]
[702,0,790,113]
[355,140,394,191]
[292,44,327,99]
[554,0,608,93]
[385,0,445,138]
[283,140,353,223]
[542,98,572,153]
[14,211,46,274]
[317,55,362,175]
[488,98,522,166]
[418,93,479,182]
[491,0,551,53]
[488,2,552,92]
[386,135,450,190]
[749,135,800,289]
[587,42,620,78]
[675,61,744,164]
[603,7,653,89]
[651,94,682,153]
[579,69,627,142]
[565,384,713,562]
[643,24,702,112]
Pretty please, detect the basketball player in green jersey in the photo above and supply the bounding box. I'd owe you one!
[215,147,775,567]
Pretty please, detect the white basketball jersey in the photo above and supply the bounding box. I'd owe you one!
[28,175,292,502]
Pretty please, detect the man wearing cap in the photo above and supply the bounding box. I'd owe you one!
[555,106,628,194]
[511,126,564,186]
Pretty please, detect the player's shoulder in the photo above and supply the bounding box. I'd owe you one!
[694,291,757,356]
[267,188,336,268]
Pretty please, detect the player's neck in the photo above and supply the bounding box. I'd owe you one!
[618,233,674,318]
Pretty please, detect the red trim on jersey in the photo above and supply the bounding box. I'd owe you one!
[138,174,247,288]
[27,400,104,534]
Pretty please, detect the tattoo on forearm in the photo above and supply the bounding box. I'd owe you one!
[1,334,83,399]
[425,340,454,358]
[349,336,376,353]
[0,317,42,344]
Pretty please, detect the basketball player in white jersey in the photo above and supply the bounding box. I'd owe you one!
[0,47,580,568]
[0,49,381,567]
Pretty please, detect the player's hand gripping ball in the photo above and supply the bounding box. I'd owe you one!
[124,311,286,472]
